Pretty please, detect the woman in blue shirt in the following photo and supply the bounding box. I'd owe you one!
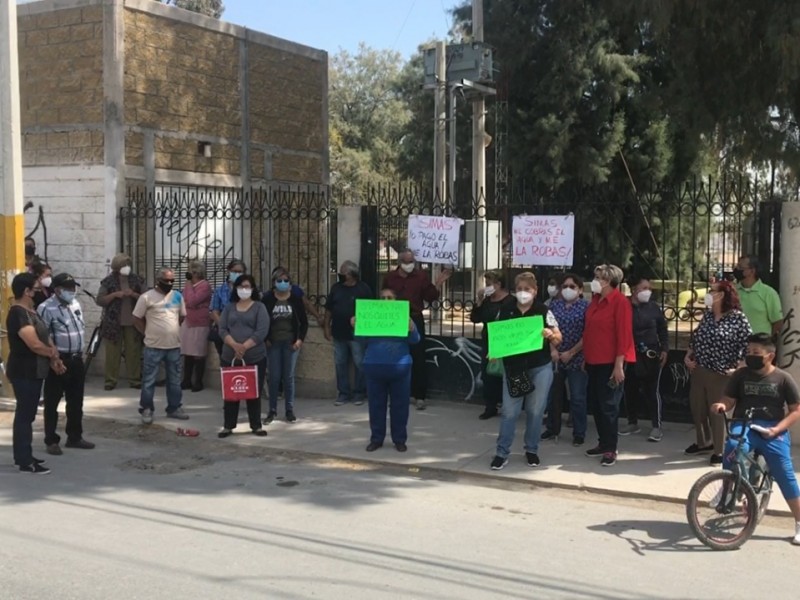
[357,288,420,453]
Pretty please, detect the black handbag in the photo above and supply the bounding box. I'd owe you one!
[504,361,535,398]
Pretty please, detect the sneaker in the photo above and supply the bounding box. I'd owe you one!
[618,423,641,436]
[647,427,663,442]
[334,399,348,406]
[218,429,233,439]
[264,410,277,424]
[572,436,585,447]
[684,443,713,456]
[600,452,617,467]
[585,445,604,457]
[490,455,509,470]
[32,457,46,465]
[415,398,427,410]
[525,452,540,467]
[141,409,154,425]
[286,411,297,423]
[710,454,723,466]
[793,523,800,546]
[65,439,95,450]
[353,399,364,406]
[46,443,63,456]
[167,408,189,420]
[19,463,50,475]
[540,430,557,441]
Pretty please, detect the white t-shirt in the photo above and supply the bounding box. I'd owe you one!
[132,289,186,349]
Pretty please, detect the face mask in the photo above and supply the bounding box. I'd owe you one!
[237,287,253,300]
[745,354,766,371]
[229,272,241,284]
[119,266,131,276]
[732,268,745,281]
[59,290,76,303]
[157,281,173,294]
[400,262,415,274]
[25,246,35,256]
[516,291,534,305]
[275,281,291,292]
[547,285,558,298]
[561,288,579,302]
[40,276,52,288]
[590,279,602,294]
[704,293,715,308]
[637,290,652,303]
[483,285,496,297]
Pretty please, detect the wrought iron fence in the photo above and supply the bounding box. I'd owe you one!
[120,184,334,307]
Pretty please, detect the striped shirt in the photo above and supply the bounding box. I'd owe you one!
[37,294,86,355]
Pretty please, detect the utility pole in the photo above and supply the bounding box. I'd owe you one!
[0,0,25,374]
[448,83,457,212]
[433,42,447,208]
[472,0,486,220]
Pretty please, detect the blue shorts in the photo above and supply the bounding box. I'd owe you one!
[723,419,800,501]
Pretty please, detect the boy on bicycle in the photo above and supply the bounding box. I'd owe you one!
[711,333,800,545]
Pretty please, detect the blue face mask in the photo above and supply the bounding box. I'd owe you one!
[228,272,242,284]
[59,290,76,303]
[275,281,291,293]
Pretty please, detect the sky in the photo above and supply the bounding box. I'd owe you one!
[222,0,462,59]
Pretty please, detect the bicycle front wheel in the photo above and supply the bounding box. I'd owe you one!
[686,470,759,551]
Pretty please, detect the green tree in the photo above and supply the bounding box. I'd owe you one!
[158,0,224,19]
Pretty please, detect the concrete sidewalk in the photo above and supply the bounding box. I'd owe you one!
[3,382,797,516]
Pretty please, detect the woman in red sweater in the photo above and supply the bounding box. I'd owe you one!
[180,260,212,392]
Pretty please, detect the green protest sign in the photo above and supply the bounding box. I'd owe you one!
[487,316,544,358]
[355,299,410,337]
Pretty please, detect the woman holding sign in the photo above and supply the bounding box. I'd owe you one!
[489,272,562,470]
[355,289,420,452]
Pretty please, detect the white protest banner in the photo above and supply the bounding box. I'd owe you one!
[407,214,464,265]
[512,215,575,266]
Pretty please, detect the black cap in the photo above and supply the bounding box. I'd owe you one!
[52,273,81,289]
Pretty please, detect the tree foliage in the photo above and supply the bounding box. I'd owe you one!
[158,0,224,19]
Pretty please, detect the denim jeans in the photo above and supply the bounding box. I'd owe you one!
[333,339,366,402]
[546,368,588,438]
[10,378,43,467]
[268,341,300,413]
[586,363,625,453]
[363,362,411,444]
[139,347,182,414]
[496,363,554,458]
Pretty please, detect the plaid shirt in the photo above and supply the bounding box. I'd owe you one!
[37,294,86,355]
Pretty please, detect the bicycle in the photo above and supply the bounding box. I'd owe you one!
[686,406,774,550]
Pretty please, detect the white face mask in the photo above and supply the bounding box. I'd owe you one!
[483,285,496,297]
[400,262,415,274]
[561,287,579,302]
[40,276,52,288]
[590,279,603,294]
[516,291,534,305]
[119,266,131,276]
[237,288,253,300]
[704,293,715,308]
[547,285,558,298]
[637,290,652,304]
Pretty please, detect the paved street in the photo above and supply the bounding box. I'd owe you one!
[1,412,799,600]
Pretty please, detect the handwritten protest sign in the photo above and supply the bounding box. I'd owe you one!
[512,215,574,266]
[408,214,463,265]
[354,299,410,337]
[487,316,544,358]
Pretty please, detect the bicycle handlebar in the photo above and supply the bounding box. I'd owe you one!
[719,406,770,439]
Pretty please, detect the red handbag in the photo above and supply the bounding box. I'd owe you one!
[220,360,259,402]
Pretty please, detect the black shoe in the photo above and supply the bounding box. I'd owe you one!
[572,436,585,447]
[46,443,63,456]
[478,409,498,420]
[32,457,46,465]
[285,411,297,423]
[191,383,204,393]
[263,411,276,424]
[710,453,723,466]
[20,463,50,475]
[600,452,617,467]
[395,443,407,452]
[541,430,557,441]
[490,455,509,470]
[65,439,95,450]
[684,443,714,456]
[365,441,382,452]
[218,429,233,438]
[525,452,540,467]
[104,384,116,391]
[252,429,268,437]
[585,445,604,457]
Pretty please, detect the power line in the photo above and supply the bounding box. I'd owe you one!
[390,0,418,53]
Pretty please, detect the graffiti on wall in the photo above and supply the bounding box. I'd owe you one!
[780,307,800,370]
[24,201,49,264]
[426,336,484,401]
